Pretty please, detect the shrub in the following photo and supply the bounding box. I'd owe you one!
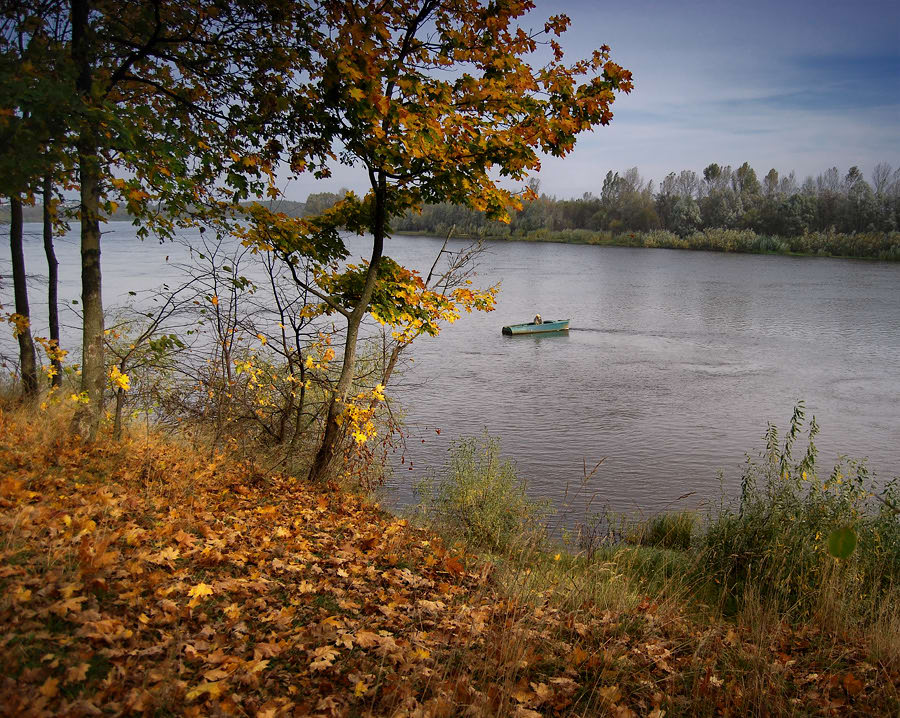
[638,230,687,249]
[695,402,900,623]
[414,433,551,554]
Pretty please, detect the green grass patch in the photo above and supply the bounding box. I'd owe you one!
[413,432,551,555]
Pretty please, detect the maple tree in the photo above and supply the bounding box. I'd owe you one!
[249,0,634,481]
[234,206,496,470]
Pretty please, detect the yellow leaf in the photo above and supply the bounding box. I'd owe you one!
[108,366,131,391]
[185,681,223,701]
[511,686,534,703]
[189,582,213,599]
[354,680,368,697]
[309,645,337,671]
[51,596,86,616]
[157,546,179,563]
[530,681,552,703]
[188,583,214,606]
[39,676,59,698]
[570,645,589,665]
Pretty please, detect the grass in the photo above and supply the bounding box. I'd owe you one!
[620,510,697,551]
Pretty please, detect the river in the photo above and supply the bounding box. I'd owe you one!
[3,223,899,520]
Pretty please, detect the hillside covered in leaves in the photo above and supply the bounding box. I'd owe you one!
[1,407,897,717]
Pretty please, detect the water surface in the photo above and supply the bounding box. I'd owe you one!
[3,224,899,519]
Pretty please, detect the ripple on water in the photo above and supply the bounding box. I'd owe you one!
[676,361,769,378]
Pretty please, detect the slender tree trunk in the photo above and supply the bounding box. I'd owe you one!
[288,352,309,452]
[73,147,105,438]
[43,175,62,387]
[9,197,39,400]
[71,0,105,439]
[308,187,386,482]
[113,386,125,439]
[380,343,403,389]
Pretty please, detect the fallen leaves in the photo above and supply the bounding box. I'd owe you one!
[185,680,224,702]
[0,408,896,717]
[38,676,59,699]
[187,582,214,607]
[309,645,339,671]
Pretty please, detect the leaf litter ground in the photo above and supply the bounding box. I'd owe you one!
[0,409,896,716]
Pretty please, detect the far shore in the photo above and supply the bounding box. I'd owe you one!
[394,227,900,262]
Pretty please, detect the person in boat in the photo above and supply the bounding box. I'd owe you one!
[533,314,542,325]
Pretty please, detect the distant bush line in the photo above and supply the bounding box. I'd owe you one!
[398,226,900,261]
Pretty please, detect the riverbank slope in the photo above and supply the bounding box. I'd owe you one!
[1,406,896,716]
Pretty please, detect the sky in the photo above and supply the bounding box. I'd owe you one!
[279,0,900,202]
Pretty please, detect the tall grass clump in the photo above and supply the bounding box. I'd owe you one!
[696,402,900,628]
[414,433,551,555]
[630,510,697,550]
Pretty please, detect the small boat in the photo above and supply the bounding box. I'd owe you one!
[501,319,570,335]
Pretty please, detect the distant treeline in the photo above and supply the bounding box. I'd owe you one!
[6,164,899,260]
[391,163,900,260]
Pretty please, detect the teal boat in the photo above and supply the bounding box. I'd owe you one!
[502,319,570,335]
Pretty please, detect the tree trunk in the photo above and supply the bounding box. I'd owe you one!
[9,196,39,400]
[43,175,62,387]
[74,150,105,438]
[113,386,125,439]
[71,0,105,439]
[308,187,386,482]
